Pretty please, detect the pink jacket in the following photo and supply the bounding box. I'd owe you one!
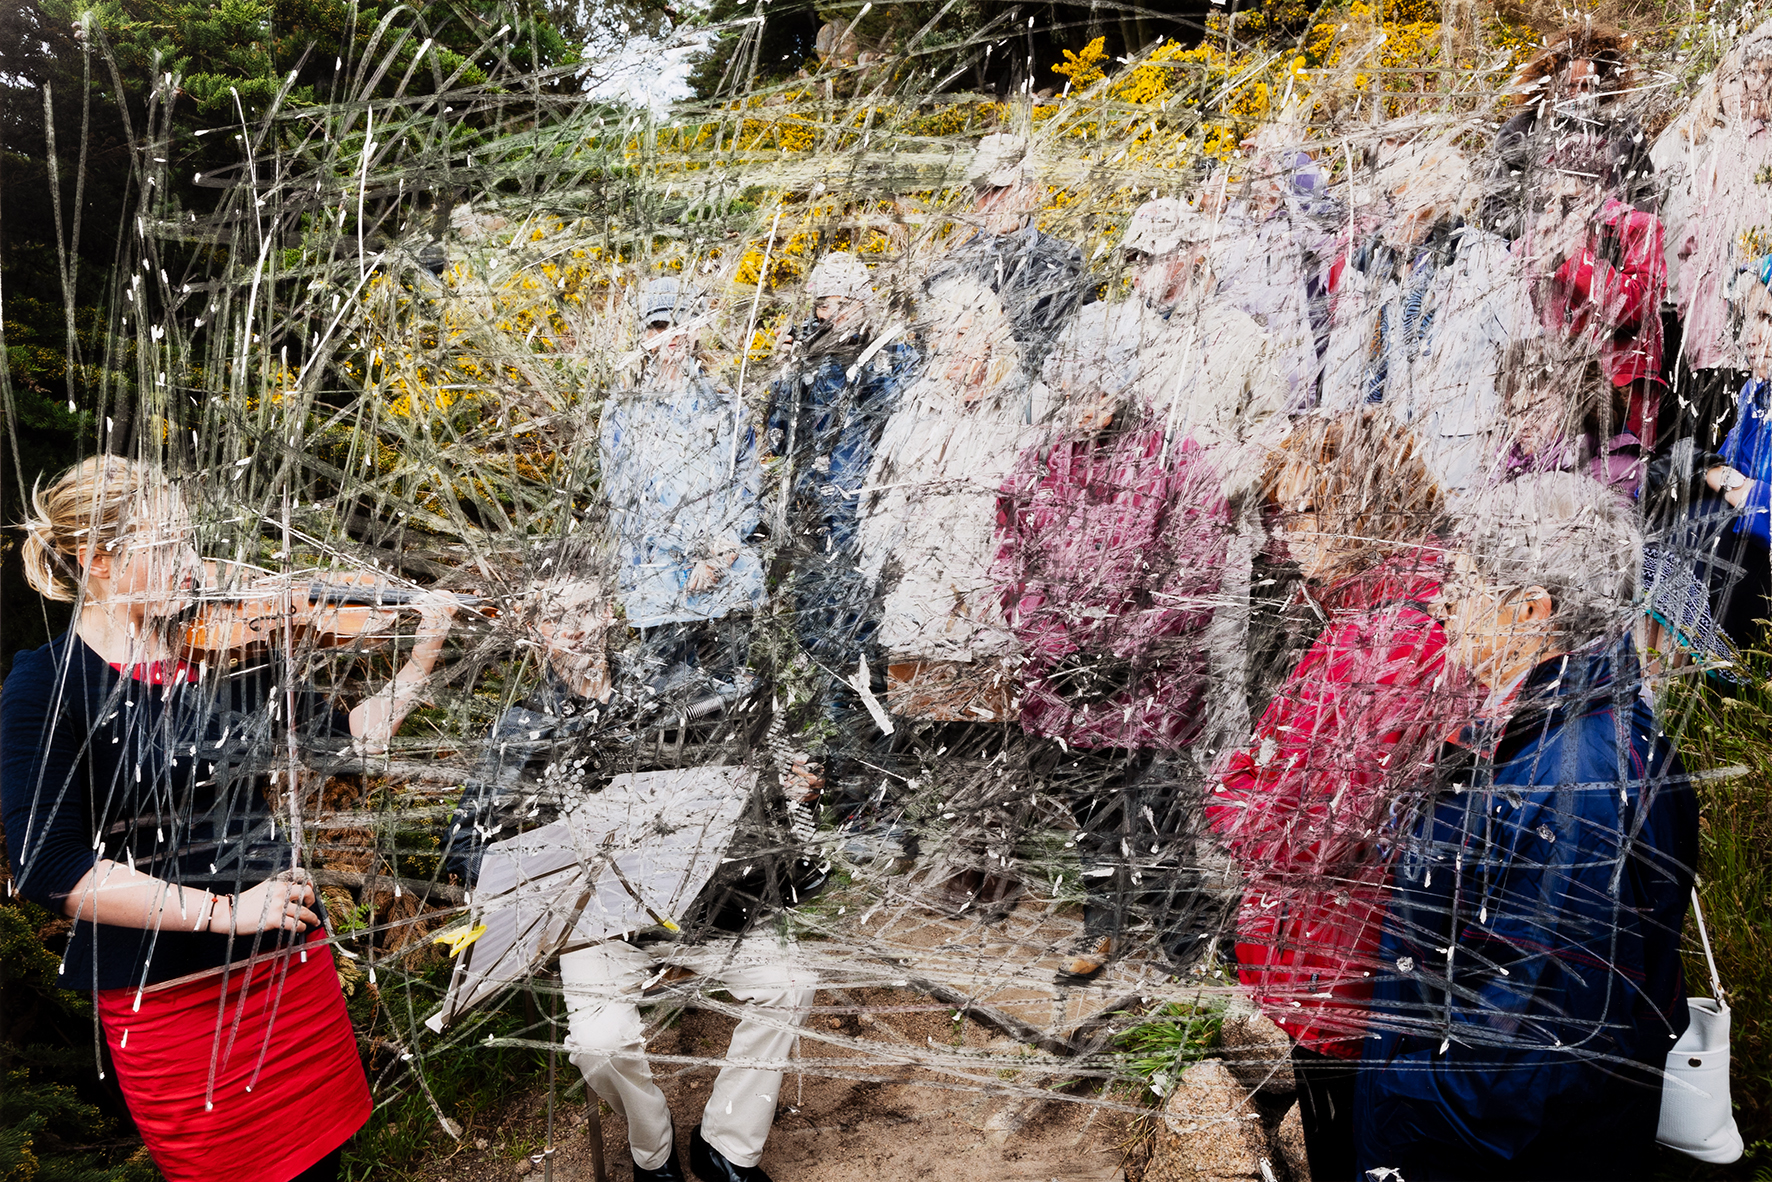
[1207,552,1482,1055]
[993,426,1230,750]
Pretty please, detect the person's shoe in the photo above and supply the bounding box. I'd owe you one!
[789,855,831,901]
[1058,932,1115,980]
[634,1123,686,1182]
[689,1124,771,1182]
[935,868,1021,917]
[838,821,912,865]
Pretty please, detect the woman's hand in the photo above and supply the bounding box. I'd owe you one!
[413,589,460,643]
[1705,465,1755,509]
[686,544,741,593]
[217,870,318,935]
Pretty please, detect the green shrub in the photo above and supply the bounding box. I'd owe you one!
[1114,1001,1223,1100]
[1668,649,1772,1168]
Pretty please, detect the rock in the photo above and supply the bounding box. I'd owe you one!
[1274,1101,1310,1182]
[514,1157,532,1176]
[1144,1058,1268,1182]
[981,1096,1045,1148]
[1217,1007,1295,1096]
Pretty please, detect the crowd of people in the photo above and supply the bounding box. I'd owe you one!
[6,17,1769,1182]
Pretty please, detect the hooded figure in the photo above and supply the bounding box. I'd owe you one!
[1356,474,1697,1182]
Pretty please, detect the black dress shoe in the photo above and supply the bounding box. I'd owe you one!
[689,1123,771,1182]
[634,1123,686,1182]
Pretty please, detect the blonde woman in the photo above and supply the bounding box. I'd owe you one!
[1,456,455,1182]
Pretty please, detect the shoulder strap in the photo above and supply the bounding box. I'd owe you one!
[1692,888,1726,1000]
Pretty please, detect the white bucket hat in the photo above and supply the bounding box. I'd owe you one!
[965,133,1033,189]
[1121,197,1216,257]
[807,251,874,302]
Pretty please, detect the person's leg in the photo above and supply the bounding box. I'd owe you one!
[682,937,817,1169]
[791,554,887,821]
[928,720,1024,913]
[1291,1045,1359,1182]
[1046,745,1149,974]
[1065,757,1124,927]
[1128,754,1223,970]
[559,943,677,1171]
[289,1147,342,1182]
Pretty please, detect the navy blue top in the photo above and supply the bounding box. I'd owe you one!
[766,325,920,552]
[1356,643,1698,1180]
[1,633,352,992]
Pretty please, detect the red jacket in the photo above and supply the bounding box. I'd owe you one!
[1534,198,1666,392]
[1207,552,1480,1055]
[994,426,1229,750]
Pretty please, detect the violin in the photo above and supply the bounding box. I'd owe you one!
[178,561,495,660]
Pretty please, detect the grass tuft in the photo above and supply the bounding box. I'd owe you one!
[1666,645,1772,1173]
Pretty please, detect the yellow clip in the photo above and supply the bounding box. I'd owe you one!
[433,924,488,957]
[661,918,681,932]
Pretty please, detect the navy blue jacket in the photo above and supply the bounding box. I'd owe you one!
[1356,643,1698,1181]
[766,325,920,554]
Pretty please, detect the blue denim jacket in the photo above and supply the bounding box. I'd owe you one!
[599,367,764,627]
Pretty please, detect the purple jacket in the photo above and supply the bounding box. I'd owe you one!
[993,425,1230,750]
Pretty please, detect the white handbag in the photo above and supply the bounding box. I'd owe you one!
[1655,889,1744,1163]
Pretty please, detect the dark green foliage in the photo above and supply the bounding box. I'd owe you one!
[41,0,584,119]
[342,957,559,1181]
[0,294,101,675]
[1669,651,1772,1167]
[0,897,155,1182]
[686,0,822,98]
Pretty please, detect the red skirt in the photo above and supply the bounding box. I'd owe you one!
[96,931,371,1182]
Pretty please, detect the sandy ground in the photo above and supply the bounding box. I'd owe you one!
[410,985,1134,1182]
